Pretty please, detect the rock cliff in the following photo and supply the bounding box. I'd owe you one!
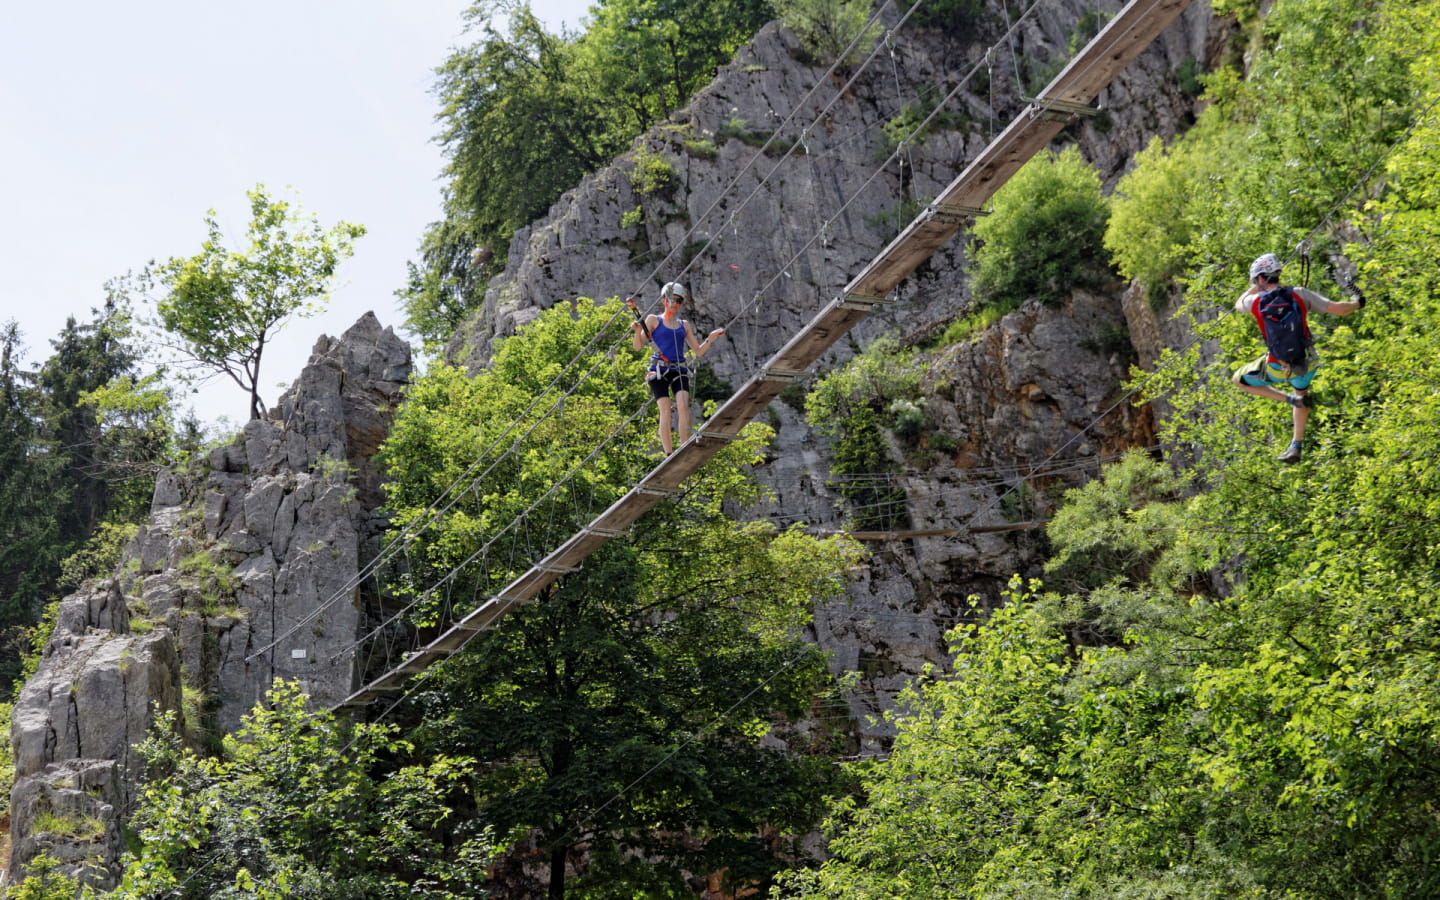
[446,2,1222,744]
[7,313,410,887]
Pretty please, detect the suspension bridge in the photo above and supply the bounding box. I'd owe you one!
[334,0,1195,712]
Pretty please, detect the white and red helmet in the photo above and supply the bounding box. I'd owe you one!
[1248,253,1283,281]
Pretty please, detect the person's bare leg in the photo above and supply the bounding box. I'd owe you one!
[1236,381,1290,403]
[657,396,674,454]
[675,389,693,447]
[1292,394,1310,443]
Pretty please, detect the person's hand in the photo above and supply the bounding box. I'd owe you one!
[631,321,643,332]
[709,328,726,340]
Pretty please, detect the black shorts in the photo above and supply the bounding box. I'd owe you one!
[647,368,691,399]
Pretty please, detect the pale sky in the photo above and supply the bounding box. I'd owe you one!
[1,0,592,428]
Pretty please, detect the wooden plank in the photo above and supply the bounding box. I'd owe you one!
[455,596,523,631]
[766,301,875,372]
[499,566,561,602]
[430,625,483,653]
[921,115,1070,228]
[1045,0,1192,104]
[545,529,620,571]
[396,650,445,674]
[703,377,788,434]
[588,490,670,536]
[648,436,729,483]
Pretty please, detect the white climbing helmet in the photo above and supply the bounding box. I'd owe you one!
[661,282,688,303]
[1248,253,1283,281]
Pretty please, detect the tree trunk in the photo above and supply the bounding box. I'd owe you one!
[548,842,568,900]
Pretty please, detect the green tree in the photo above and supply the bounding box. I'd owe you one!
[772,0,879,67]
[580,0,775,131]
[380,298,861,899]
[36,300,171,538]
[1104,130,1237,305]
[0,303,182,686]
[144,186,364,420]
[4,852,83,900]
[804,337,922,531]
[115,682,494,899]
[406,0,774,349]
[0,323,68,642]
[968,145,1112,312]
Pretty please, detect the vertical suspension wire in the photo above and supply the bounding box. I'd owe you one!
[1001,0,1025,99]
[986,46,996,140]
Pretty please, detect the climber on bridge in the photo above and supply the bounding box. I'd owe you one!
[1232,252,1363,464]
[630,281,726,455]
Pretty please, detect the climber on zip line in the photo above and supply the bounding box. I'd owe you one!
[628,282,726,455]
[1232,252,1364,465]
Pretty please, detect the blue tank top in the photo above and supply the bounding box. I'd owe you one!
[650,317,687,371]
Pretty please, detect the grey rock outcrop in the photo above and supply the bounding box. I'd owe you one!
[449,1,1216,381]
[7,312,411,888]
[444,3,1222,748]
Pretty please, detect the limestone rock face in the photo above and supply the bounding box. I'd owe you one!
[444,4,1222,748]
[7,312,411,888]
[448,1,1217,385]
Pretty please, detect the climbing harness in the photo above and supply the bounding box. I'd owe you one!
[626,295,676,370]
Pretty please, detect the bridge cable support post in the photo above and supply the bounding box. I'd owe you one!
[922,204,989,227]
[837,292,896,311]
[1026,97,1103,123]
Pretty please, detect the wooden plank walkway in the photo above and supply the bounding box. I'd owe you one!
[336,0,1194,711]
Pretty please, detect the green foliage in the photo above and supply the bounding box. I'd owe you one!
[114,681,494,899]
[630,147,678,198]
[804,338,921,530]
[828,406,906,532]
[380,298,647,620]
[0,301,174,687]
[5,852,84,900]
[398,218,493,353]
[804,337,920,437]
[579,0,775,131]
[1105,132,1235,305]
[772,0,880,67]
[1175,56,1204,98]
[879,87,968,155]
[144,185,364,420]
[413,0,774,348]
[779,4,1440,897]
[381,293,861,895]
[887,398,927,441]
[937,302,1008,345]
[0,324,69,640]
[969,146,1112,311]
[896,0,985,34]
[56,522,139,595]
